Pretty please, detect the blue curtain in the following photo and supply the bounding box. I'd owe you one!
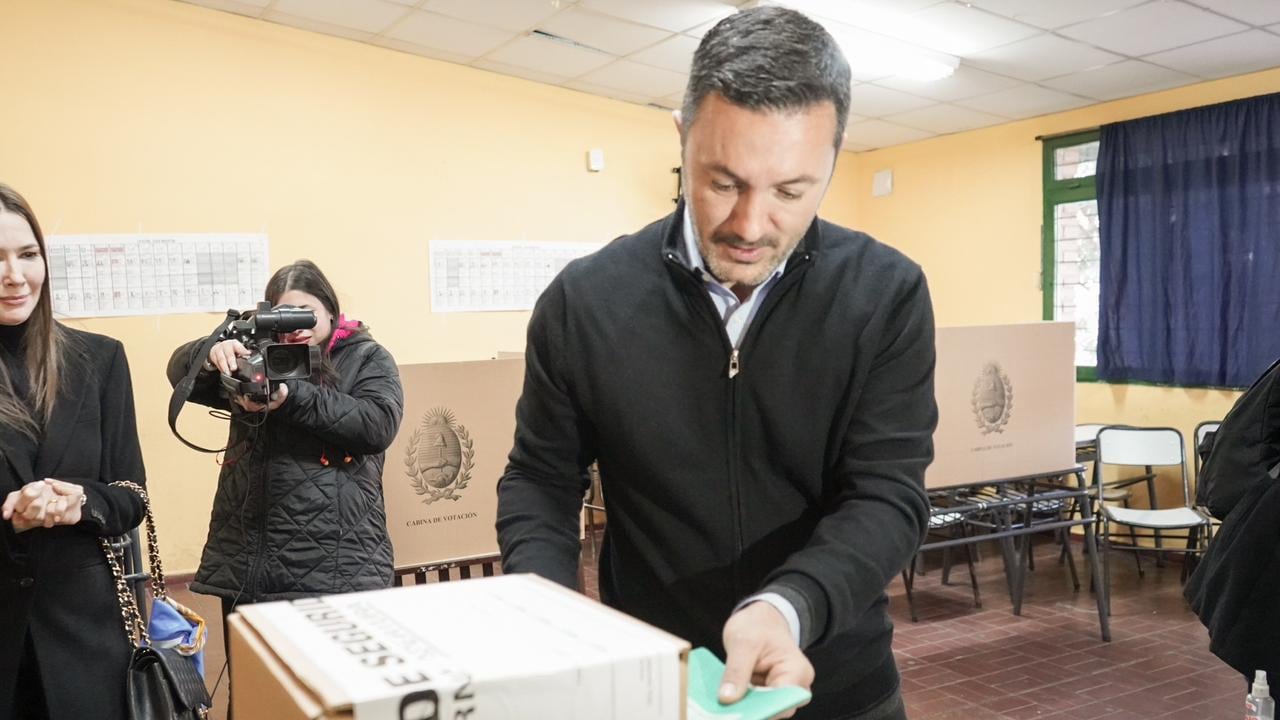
[1096,92,1280,388]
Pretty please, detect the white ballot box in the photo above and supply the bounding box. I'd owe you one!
[229,574,691,720]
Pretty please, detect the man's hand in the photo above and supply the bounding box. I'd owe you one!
[720,601,815,719]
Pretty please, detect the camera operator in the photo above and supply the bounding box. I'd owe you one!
[167,259,404,681]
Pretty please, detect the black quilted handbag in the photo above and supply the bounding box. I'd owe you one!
[126,646,213,719]
[101,482,213,719]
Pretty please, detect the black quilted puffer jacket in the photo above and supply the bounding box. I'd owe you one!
[167,328,404,601]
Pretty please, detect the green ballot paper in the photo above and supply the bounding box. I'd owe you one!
[686,647,812,720]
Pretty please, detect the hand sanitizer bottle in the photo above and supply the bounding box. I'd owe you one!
[1247,670,1274,720]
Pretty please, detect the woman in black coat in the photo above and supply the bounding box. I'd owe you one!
[167,259,403,626]
[0,183,147,720]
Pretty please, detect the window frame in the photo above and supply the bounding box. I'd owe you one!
[1041,130,1101,382]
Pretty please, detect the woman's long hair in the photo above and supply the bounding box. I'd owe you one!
[0,183,67,437]
[265,259,355,385]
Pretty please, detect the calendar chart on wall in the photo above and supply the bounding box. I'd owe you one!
[428,240,605,313]
[45,234,270,318]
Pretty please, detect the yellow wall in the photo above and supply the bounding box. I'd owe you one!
[5,0,1266,571]
[1,0,687,572]
[837,69,1280,505]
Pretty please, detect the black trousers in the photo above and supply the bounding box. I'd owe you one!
[815,686,907,720]
[219,596,256,720]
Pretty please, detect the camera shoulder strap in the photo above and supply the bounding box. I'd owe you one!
[168,310,240,454]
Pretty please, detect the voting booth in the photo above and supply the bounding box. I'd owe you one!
[927,321,1077,488]
[382,358,524,569]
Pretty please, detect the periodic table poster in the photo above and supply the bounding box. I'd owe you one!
[428,240,604,313]
[45,234,269,318]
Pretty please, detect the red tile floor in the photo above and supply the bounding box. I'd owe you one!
[173,534,1245,720]
[888,539,1244,719]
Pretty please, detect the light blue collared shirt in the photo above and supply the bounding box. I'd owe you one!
[681,208,802,647]
[682,209,786,349]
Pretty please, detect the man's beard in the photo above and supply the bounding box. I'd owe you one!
[688,194,783,289]
[702,235,782,288]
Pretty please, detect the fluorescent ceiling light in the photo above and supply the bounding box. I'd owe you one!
[826,22,959,81]
[749,0,960,82]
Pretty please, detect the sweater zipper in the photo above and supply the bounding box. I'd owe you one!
[665,253,744,596]
[722,253,812,596]
[665,249,813,601]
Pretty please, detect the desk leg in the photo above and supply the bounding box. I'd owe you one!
[1077,470,1111,641]
[995,508,1028,616]
[996,510,1015,608]
[1013,522,1030,617]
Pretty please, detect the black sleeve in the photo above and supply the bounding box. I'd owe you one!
[78,342,148,537]
[496,277,595,590]
[167,338,230,411]
[273,343,405,455]
[761,268,936,647]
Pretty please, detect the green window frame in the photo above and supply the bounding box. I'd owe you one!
[1042,130,1101,382]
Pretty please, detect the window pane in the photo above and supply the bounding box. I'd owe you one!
[1054,140,1099,180]
[1053,199,1100,367]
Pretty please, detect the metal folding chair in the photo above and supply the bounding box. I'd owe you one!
[1095,426,1213,615]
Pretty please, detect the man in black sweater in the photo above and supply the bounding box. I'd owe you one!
[497,7,936,719]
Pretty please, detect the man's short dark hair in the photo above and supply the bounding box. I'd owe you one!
[682,6,852,151]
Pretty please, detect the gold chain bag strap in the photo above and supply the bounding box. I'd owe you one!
[99,481,212,720]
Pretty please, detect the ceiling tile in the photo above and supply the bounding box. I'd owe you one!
[629,34,700,73]
[1042,60,1197,100]
[683,17,726,38]
[872,64,1022,102]
[578,59,688,98]
[578,0,736,33]
[787,0,945,20]
[814,22,893,82]
[1058,0,1249,56]
[898,2,1042,56]
[966,0,1148,30]
[472,58,573,85]
[849,84,936,117]
[886,103,1008,134]
[565,80,659,107]
[262,10,376,42]
[1146,29,1280,79]
[969,34,1123,82]
[421,0,563,33]
[182,0,270,17]
[385,11,514,57]
[955,84,1091,118]
[373,38,475,65]
[1184,0,1280,26]
[485,34,615,77]
[269,0,409,34]
[538,8,671,56]
[843,119,935,149]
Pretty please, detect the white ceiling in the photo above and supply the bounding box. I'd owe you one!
[178,0,1280,151]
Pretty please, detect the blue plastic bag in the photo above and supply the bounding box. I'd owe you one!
[148,595,207,676]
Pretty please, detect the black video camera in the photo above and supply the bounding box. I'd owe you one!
[219,301,321,403]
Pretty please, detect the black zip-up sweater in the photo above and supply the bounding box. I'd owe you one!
[497,205,936,716]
